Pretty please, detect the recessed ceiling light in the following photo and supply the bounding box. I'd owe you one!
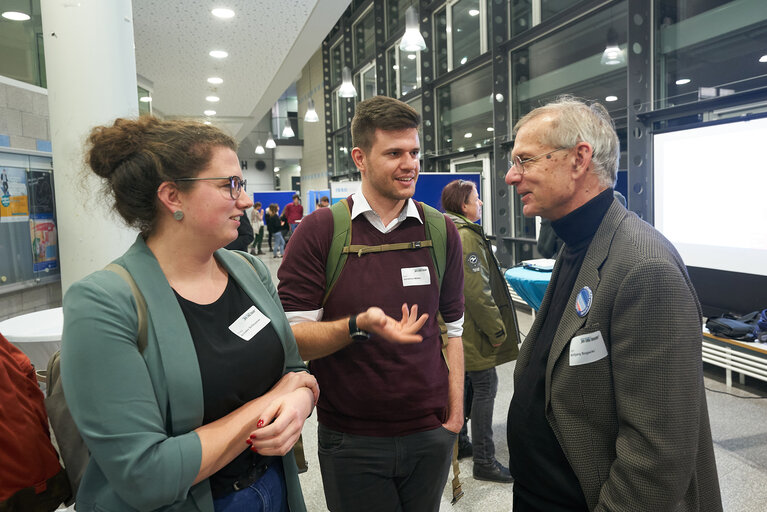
[605,95,618,102]
[211,8,235,19]
[407,54,416,60]
[486,127,494,132]
[206,95,220,103]
[209,50,228,59]
[139,96,152,102]
[274,167,280,173]
[1,11,30,21]
[759,55,767,63]
[204,121,212,125]
[207,77,223,84]
[675,78,691,85]
[204,110,216,116]
[469,9,480,16]
[464,132,472,138]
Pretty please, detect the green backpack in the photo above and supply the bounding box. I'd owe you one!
[322,198,447,305]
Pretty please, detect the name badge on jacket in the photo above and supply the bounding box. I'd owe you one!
[229,306,271,341]
[401,266,431,287]
[569,330,608,366]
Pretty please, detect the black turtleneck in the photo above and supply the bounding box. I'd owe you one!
[508,188,614,512]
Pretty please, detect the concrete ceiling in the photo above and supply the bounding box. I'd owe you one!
[132,0,349,142]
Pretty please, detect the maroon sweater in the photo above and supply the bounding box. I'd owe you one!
[278,199,464,436]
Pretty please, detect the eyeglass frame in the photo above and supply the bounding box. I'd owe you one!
[173,176,247,199]
[508,147,570,176]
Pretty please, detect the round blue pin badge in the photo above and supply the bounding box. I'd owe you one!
[575,286,593,317]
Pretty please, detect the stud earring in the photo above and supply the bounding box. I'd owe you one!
[173,210,184,221]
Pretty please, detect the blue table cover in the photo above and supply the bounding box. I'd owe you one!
[504,266,553,311]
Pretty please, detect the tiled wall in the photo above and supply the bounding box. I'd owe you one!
[0,77,61,321]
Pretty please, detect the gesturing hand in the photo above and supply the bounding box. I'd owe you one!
[357,303,429,344]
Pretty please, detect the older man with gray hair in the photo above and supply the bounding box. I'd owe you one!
[505,96,721,511]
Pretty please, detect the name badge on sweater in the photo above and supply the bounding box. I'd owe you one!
[401,266,431,287]
[229,306,271,341]
[569,330,608,366]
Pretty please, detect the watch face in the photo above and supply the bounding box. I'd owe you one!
[351,331,370,341]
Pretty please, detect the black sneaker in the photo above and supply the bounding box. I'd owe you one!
[457,440,473,460]
[473,460,513,483]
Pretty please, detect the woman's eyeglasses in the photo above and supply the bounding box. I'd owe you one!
[174,176,247,199]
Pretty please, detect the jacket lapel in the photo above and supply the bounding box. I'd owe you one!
[544,201,627,400]
[120,237,204,434]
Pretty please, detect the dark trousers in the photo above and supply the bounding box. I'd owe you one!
[253,226,264,253]
[459,367,499,465]
[318,424,456,512]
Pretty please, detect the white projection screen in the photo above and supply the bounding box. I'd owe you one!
[654,116,767,278]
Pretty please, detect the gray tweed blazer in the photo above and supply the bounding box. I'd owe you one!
[513,199,722,511]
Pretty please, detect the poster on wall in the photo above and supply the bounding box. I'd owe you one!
[27,170,59,272]
[0,166,30,222]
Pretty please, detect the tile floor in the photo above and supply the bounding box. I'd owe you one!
[255,250,767,511]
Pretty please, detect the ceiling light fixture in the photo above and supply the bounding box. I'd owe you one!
[255,141,265,154]
[600,28,625,66]
[400,6,427,52]
[204,110,216,116]
[139,96,152,103]
[304,98,319,123]
[282,120,295,138]
[211,8,235,19]
[675,78,691,85]
[464,132,472,138]
[207,77,223,84]
[206,95,220,102]
[265,132,276,149]
[486,126,494,132]
[759,54,767,63]
[209,50,228,59]
[469,9,480,16]
[274,167,280,173]
[1,11,30,21]
[605,95,618,102]
[338,66,357,98]
[204,121,212,125]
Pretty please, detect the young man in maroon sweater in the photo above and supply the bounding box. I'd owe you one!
[278,96,465,511]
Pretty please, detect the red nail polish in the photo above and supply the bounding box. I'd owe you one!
[250,446,258,453]
[257,419,264,428]
[246,438,252,445]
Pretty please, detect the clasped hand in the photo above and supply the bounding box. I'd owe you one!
[247,372,318,456]
[357,303,429,344]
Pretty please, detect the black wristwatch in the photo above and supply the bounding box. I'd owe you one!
[348,314,370,342]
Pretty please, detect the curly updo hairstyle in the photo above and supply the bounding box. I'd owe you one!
[86,116,237,236]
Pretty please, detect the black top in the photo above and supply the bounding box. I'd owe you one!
[224,213,254,251]
[508,188,614,511]
[174,276,285,498]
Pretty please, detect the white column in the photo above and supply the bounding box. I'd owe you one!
[41,0,138,293]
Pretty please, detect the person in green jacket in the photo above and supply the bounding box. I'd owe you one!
[61,117,317,512]
[441,179,520,484]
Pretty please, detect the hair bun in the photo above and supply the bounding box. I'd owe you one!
[87,117,154,179]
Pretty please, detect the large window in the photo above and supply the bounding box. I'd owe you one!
[654,0,767,112]
[0,0,46,88]
[330,41,344,87]
[355,62,377,100]
[433,0,487,76]
[436,65,493,154]
[386,44,421,98]
[333,131,352,175]
[511,0,591,38]
[353,7,376,66]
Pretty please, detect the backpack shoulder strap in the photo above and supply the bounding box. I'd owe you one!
[104,263,148,354]
[420,202,447,289]
[323,198,351,305]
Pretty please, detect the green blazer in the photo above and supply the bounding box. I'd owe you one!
[513,200,722,511]
[61,236,307,512]
[446,212,519,371]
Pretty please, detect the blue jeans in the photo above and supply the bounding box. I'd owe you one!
[318,424,455,512]
[272,231,285,256]
[212,459,288,512]
[460,367,499,465]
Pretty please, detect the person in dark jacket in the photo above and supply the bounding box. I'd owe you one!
[224,212,254,252]
[441,179,520,484]
[266,203,285,258]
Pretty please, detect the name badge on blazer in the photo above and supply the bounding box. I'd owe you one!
[229,306,271,341]
[569,330,608,366]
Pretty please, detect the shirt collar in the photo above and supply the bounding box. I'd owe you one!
[350,192,423,224]
[551,187,614,247]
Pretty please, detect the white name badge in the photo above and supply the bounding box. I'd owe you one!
[229,306,271,341]
[401,266,431,287]
[569,330,608,366]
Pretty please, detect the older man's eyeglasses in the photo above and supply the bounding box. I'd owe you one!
[508,147,569,176]
[174,176,247,199]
